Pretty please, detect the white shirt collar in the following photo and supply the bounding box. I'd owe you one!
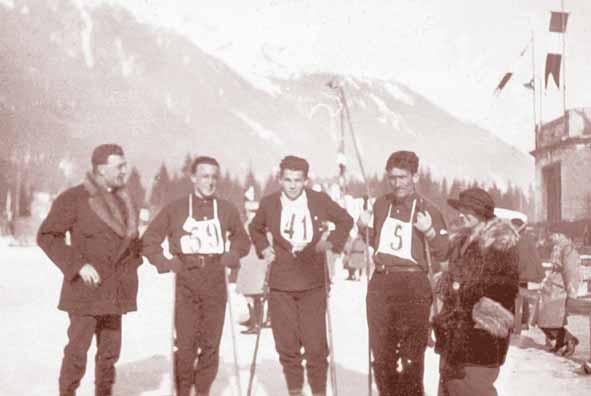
[280,190,308,208]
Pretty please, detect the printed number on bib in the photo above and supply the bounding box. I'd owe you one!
[390,224,404,251]
[179,197,225,255]
[281,210,313,245]
[181,222,223,254]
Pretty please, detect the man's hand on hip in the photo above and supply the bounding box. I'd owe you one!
[79,264,101,287]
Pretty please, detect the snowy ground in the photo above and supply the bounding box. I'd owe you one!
[1,247,590,396]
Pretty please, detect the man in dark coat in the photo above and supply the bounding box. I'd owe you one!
[248,155,353,396]
[141,156,250,396]
[434,188,520,396]
[37,144,142,396]
[357,150,449,396]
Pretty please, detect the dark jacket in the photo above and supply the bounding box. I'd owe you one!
[517,234,545,283]
[141,194,251,273]
[37,175,142,315]
[363,193,449,271]
[249,189,353,291]
[434,218,519,372]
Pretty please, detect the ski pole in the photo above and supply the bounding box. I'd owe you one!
[247,259,273,396]
[224,266,243,396]
[323,248,338,396]
[170,272,177,396]
[328,79,374,395]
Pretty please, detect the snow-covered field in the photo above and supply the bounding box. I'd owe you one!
[1,246,590,396]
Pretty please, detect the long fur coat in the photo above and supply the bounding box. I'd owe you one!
[433,218,520,379]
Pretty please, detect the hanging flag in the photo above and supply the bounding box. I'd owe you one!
[493,37,532,95]
[494,72,513,94]
[549,11,569,33]
[523,78,534,91]
[545,53,562,89]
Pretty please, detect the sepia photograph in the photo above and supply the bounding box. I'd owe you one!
[1,0,591,395]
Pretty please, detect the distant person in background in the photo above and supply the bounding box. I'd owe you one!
[236,218,271,335]
[512,218,545,328]
[37,144,143,396]
[583,223,591,247]
[532,232,581,357]
[343,229,368,281]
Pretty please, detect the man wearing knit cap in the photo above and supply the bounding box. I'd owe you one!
[249,155,353,396]
[38,144,143,396]
[358,150,449,396]
[141,156,251,396]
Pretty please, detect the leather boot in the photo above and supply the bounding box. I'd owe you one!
[550,328,567,353]
[561,330,579,357]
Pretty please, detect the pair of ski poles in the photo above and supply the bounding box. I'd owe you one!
[168,245,243,396]
[246,241,340,396]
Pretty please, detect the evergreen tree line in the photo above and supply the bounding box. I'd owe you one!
[346,167,535,223]
[0,155,534,225]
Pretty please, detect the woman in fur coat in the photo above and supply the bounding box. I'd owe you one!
[434,188,520,396]
[532,232,581,356]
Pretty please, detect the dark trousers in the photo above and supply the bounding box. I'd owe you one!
[59,314,122,396]
[519,281,530,324]
[438,360,500,396]
[174,268,227,396]
[366,271,432,396]
[269,287,328,394]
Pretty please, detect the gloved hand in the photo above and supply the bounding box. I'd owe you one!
[220,251,241,269]
[414,210,433,233]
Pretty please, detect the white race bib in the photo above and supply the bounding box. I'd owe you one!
[179,196,224,254]
[376,200,417,263]
[280,206,314,251]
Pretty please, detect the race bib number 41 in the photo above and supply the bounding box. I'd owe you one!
[280,208,314,246]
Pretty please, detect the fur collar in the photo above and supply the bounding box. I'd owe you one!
[450,217,520,256]
[83,173,138,239]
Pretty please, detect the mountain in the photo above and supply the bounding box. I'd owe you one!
[0,0,534,193]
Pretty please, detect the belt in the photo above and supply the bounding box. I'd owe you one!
[180,254,221,269]
[375,264,424,274]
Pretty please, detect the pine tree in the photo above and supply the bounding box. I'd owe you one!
[488,182,503,208]
[149,163,171,210]
[262,173,281,196]
[244,167,262,201]
[127,167,146,208]
[440,178,449,201]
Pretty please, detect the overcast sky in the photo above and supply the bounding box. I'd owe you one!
[92,0,591,154]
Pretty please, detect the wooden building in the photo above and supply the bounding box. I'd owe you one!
[531,107,591,229]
